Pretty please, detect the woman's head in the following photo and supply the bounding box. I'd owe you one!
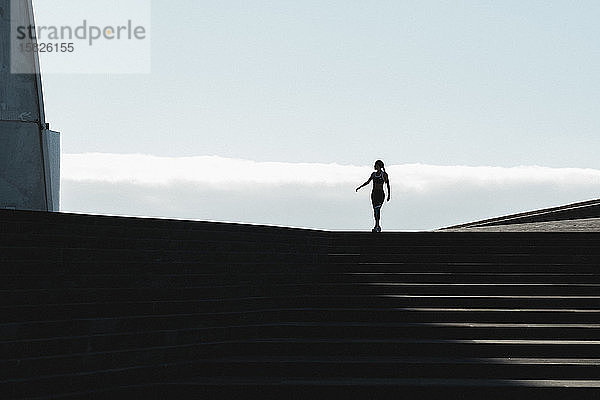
[374,160,384,171]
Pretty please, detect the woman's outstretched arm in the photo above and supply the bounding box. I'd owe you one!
[356,174,373,192]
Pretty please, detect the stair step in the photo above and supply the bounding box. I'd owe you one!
[328,253,600,264]
[5,322,600,359]
[172,376,600,388]
[7,296,600,323]
[7,260,600,274]
[5,354,600,385]
[3,272,600,290]
[4,283,600,306]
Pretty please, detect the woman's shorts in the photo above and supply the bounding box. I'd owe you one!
[371,190,385,209]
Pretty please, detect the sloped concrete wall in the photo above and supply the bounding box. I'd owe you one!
[442,198,600,230]
[0,120,46,210]
[0,0,42,122]
[43,129,60,211]
[0,0,60,211]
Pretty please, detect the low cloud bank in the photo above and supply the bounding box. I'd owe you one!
[61,153,600,230]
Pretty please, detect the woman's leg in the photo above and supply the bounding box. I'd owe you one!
[371,190,384,231]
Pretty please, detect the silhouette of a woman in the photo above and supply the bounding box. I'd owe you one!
[356,160,391,232]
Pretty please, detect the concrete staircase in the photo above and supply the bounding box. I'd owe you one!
[2,210,600,398]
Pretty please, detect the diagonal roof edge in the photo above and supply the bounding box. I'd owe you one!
[441,199,600,230]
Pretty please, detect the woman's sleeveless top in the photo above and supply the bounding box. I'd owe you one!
[373,172,386,186]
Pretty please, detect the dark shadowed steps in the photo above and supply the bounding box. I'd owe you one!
[2,210,600,398]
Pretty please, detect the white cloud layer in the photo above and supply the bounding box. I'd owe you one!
[61,153,600,231]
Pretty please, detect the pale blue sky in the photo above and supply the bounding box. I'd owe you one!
[31,1,600,229]
[42,0,600,168]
